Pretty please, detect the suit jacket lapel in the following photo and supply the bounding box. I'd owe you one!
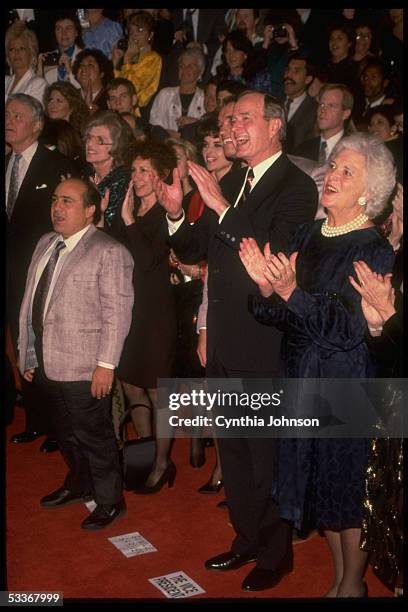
[23,234,57,316]
[46,225,97,315]
[242,155,290,212]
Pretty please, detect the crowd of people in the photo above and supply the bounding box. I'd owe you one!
[5,8,403,597]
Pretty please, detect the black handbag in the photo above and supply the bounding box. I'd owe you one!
[119,404,156,491]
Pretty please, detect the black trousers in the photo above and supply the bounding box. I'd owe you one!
[34,368,123,505]
[206,353,292,570]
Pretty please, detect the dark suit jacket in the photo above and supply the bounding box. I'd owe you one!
[170,154,318,373]
[6,144,79,346]
[285,95,318,154]
[293,136,321,162]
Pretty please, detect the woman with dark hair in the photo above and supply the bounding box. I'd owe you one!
[84,110,134,229]
[40,117,82,161]
[72,48,114,112]
[366,104,403,181]
[37,11,84,86]
[216,31,256,86]
[110,141,178,493]
[44,81,90,137]
[352,22,377,75]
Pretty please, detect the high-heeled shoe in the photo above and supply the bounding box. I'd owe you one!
[198,478,223,494]
[190,438,206,468]
[133,462,176,494]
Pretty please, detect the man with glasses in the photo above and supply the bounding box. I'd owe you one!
[294,83,354,165]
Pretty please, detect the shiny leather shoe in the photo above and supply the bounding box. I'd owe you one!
[10,430,43,443]
[41,487,93,508]
[241,557,293,591]
[205,551,257,571]
[198,478,223,494]
[133,462,176,494]
[40,438,59,453]
[81,499,126,530]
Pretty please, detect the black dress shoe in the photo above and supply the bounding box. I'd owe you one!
[241,558,293,591]
[10,430,43,443]
[40,438,59,453]
[205,551,257,571]
[41,486,93,508]
[198,478,223,494]
[81,499,126,530]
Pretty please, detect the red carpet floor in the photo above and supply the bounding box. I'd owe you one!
[6,406,393,601]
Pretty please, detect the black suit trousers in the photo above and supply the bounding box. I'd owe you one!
[34,369,122,505]
[206,354,292,569]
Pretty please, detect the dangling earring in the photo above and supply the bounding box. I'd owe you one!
[358,196,366,206]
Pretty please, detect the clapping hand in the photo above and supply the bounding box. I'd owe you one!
[187,161,229,216]
[263,244,298,301]
[121,181,135,225]
[152,167,184,219]
[349,260,396,328]
[239,237,274,297]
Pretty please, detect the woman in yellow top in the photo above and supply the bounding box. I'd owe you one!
[112,11,161,111]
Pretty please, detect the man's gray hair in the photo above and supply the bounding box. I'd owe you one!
[237,90,286,142]
[330,133,396,218]
[178,47,206,75]
[7,93,44,124]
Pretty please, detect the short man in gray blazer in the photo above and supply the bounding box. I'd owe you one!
[18,178,134,530]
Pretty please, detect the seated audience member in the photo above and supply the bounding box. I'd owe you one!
[149,48,206,141]
[359,59,395,123]
[366,104,402,181]
[83,9,123,59]
[100,141,178,493]
[5,22,47,105]
[44,81,90,138]
[295,83,354,165]
[216,79,247,107]
[215,31,257,86]
[140,8,175,58]
[352,22,378,75]
[72,48,114,113]
[83,111,134,231]
[37,11,83,87]
[204,77,218,113]
[252,9,305,98]
[112,11,162,119]
[283,53,318,153]
[106,77,139,116]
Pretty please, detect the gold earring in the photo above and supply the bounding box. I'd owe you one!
[358,196,366,206]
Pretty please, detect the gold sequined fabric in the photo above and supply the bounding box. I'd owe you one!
[361,438,403,593]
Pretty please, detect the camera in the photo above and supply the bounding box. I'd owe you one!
[273,25,287,39]
[117,37,129,52]
[44,51,60,66]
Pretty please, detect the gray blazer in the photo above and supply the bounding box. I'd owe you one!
[18,225,134,381]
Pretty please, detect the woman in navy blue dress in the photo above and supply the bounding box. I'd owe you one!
[239,133,396,597]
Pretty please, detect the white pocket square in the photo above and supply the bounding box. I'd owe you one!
[35,184,47,190]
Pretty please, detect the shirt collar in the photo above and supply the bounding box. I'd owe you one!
[56,224,93,252]
[17,141,38,165]
[251,151,282,188]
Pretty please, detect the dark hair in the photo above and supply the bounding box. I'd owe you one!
[72,48,114,88]
[217,31,256,82]
[80,178,102,224]
[106,77,137,97]
[53,11,84,49]
[365,104,396,128]
[84,110,135,169]
[361,58,389,81]
[44,81,90,136]
[131,140,177,180]
[40,117,82,159]
[196,113,220,147]
[328,22,355,57]
[286,52,313,77]
[127,10,155,34]
[237,8,260,20]
[216,79,247,99]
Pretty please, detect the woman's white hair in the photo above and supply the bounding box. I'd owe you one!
[330,133,396,218]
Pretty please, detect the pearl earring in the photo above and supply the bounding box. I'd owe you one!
[358,196,366,207]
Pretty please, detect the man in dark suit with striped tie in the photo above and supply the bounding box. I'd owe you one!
[155,90,318,591]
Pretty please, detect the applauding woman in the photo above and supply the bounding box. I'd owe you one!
[240,133,396,597]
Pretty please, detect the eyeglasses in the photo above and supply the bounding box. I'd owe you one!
[85,135,113,146]
[318,102,340,110]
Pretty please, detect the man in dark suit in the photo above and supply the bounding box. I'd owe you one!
[6,93,79,449]
[283,54,318,154]
[294,83,354,164]
[155,91,318,591]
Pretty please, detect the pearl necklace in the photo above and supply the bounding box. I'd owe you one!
[321,213,369,237]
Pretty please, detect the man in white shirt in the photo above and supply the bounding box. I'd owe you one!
[18,178,134,530]
[295,83,354,164]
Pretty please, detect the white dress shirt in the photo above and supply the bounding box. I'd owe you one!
[322,129,344,159]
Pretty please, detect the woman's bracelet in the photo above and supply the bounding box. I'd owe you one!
[368,325,383,333]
